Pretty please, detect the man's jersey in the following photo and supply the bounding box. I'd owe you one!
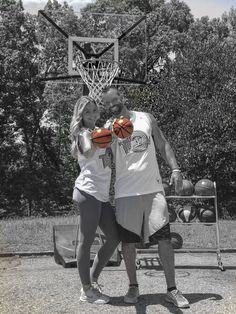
[112,111,164,198]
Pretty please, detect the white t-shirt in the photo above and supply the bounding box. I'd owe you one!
[112,111,164,198]
[74,137,112,202]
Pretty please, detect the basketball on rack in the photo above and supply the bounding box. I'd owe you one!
[168,205,177,222]
[176,203,197,223]
[194,179,215,196]
[170,232,183,249]
[162,180,171,196]
[177,179,194,196]
[175,204,183,215]
[91,128,112,148]
[198,206,216,223]
[112,116,133,139]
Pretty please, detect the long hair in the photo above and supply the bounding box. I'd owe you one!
[70,96,97,158]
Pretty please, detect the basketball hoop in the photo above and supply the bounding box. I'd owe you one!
[75,56,119,104]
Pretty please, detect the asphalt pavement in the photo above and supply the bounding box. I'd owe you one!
[0,252,236,314]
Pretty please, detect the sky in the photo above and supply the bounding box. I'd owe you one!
[22,0,236,19]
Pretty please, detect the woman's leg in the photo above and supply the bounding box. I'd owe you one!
[73,189,101,288]
[90,202,120,281]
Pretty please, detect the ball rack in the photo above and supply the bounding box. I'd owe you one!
[136,182,225,271]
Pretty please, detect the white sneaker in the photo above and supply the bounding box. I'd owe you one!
[124,286,140,304]
[165,289,190,308]
[80,286,110,304]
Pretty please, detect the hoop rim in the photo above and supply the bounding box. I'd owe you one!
[76,58,119,66]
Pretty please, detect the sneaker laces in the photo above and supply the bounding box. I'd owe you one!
[91,282,103,293]
[170,289,185,300]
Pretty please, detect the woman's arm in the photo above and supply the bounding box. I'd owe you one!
[78,129,96,158]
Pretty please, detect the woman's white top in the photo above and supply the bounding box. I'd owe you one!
[74,129,112,202]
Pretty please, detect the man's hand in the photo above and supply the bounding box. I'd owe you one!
[170,171,183,195]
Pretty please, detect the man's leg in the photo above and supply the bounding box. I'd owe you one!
[122,242,138,285]
[158,238,176,289]
[122,242,140,304]
[148,193,190,308]
[115,196,143,303]
[157,232,189,308]
[157,235,189,308]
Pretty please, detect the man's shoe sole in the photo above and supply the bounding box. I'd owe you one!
[80,297,109,304]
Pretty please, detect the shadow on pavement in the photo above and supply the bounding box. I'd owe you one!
[109,293,223,314]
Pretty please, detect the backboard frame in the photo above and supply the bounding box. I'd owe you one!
[38,10,147,85]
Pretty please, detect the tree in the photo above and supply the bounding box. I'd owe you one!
[0,0,43,215]
[0,0,77,216]
[127,12,236,217]
[1,0,235,218]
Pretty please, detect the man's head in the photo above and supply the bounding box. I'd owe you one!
[102,87,125,117]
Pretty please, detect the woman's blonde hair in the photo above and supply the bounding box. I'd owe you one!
[70,95,97,158]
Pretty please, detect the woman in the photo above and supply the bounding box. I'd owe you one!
[70,96,120,304]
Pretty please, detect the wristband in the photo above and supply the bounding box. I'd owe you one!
[172,168,181,173]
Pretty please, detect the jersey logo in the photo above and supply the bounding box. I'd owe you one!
[119,130,150,154]
[131,130,150,152]
[99,147,112,168]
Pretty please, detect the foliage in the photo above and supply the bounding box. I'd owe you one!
[0,0,78,217]
[1,0,43,216]
[127,11,236,218]
[0,0,235,219]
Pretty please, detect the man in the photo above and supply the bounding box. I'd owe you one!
[102,87,190,309]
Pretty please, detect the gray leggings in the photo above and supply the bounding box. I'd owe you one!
[73,188,120,286]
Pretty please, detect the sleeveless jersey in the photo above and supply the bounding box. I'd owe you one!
[113,111,164,198]
[75,141,112,202]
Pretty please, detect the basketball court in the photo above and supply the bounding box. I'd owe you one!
[0,253,236,314]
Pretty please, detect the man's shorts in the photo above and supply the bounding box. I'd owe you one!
[115,192,170,244]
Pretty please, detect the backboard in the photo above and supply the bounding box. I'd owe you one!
[37,10,147,85]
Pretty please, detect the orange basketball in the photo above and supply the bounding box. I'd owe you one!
[112,116,133,139]
[91,128,112,148]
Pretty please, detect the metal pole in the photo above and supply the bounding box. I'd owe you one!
[214,181,225,271]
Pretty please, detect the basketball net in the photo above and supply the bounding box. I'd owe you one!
[75,56,119,104]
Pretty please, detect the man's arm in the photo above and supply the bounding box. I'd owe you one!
[148,113,182,193]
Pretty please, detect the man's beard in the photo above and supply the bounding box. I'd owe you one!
[110,103,123,117]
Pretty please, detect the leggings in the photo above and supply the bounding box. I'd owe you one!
[73,188,120,286]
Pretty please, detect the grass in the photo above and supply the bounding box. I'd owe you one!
[0,215,235,254]
[0,215,77,253]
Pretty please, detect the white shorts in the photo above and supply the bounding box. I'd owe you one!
[115,192,169,243]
